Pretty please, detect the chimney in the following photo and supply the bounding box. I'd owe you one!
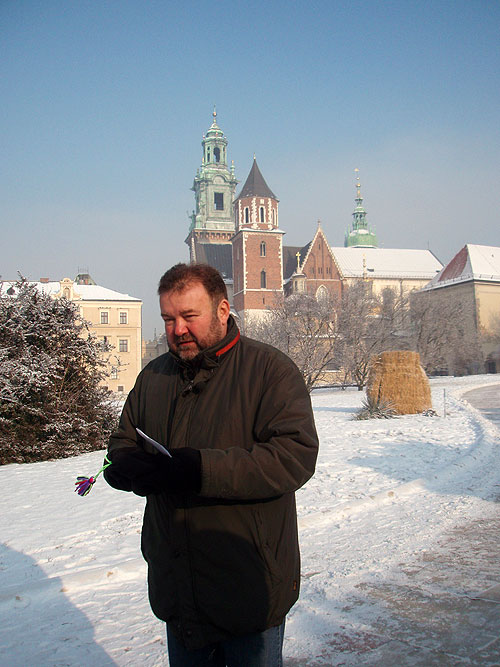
[40,278,49,283]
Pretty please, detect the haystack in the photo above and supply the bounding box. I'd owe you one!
[366,350,432,415]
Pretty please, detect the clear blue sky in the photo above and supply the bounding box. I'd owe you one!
[2,0,499,337]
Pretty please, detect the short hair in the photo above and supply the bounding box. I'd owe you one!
[158,263,228,305]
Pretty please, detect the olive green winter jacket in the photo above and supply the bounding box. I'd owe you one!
[107,317,318,649]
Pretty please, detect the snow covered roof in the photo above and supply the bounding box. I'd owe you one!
[1,279,141,302]
[423,244,500,290]
[330,247,443,279]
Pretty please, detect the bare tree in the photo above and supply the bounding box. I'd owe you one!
[334,283,409,389]
[245,292,338,392]
[408,290,483,375]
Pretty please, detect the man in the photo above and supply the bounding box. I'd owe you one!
[104,263,318,666]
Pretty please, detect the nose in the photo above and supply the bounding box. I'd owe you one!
[173,318,188,337]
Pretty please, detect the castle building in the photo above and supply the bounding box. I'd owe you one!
[184,112,443,328]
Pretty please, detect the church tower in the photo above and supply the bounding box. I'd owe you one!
[185,109,238,262]
[232,158,284,325]
[344,169,378,248]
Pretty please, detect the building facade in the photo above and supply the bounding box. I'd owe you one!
[232,158,284,323]
[422,244,500,373]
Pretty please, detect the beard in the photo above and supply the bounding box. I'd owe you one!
[171,315,226,361]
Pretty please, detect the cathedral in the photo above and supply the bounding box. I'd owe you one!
[186,111,442,326]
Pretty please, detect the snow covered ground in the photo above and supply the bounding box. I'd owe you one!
[1,375,499,666]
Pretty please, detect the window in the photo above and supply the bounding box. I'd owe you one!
[259,207,265,222]
[214,192,224,210]
[316,285,328,303]
[110,367,118,379]
[119,339,128,353]
[119,311,128,325]
[260,241,266,257]
[100,311,109,325]
[117,385,124,393]
[260,270,267,288]
[245,207,249,224]
[206,148,211,162]
[214,147,220,162]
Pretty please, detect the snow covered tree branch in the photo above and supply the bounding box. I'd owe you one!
[0,278,119,464]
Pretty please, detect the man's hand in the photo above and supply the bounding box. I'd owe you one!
[104,447,202,497]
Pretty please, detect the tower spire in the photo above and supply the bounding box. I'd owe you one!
[185,110,238,254]
[344,168,378,248]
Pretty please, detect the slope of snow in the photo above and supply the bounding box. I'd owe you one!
[0,375,499,666]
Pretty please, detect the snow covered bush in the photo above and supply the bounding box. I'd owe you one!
[0,279,119,464]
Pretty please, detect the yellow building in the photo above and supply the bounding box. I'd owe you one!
[6,274,142,394]
[422,244,500,373]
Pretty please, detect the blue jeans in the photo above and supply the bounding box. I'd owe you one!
[166,621,285,667]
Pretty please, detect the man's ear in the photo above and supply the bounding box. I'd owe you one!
[217,298,230,326]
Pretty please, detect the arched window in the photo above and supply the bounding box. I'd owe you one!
[272,209,276,226]
[260,241,266,257]
[245,207,249,224]
[214,147,220,162]
[316,285,328,303]
[260,270,267,288]
[206,148,211,163]
[260,207,265,222]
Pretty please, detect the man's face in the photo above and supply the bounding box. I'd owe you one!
[160,282,230,361]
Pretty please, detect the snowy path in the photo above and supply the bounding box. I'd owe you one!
[1,375,499,665]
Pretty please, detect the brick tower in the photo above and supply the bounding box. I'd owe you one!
[232,158,284,326]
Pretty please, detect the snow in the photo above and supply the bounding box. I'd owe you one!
[425,243,500,290]
[1,280,141,302]
[1,375,499,666]
[330,247,442,279]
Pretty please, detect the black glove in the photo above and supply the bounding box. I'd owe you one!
[103,452,133,492]
[105,447,202,497]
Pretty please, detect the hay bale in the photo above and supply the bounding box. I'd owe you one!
[366,350,432,415]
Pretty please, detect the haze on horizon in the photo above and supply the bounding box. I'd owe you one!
[2,1,499,337]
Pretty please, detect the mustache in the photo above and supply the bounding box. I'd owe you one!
[175,334,199,345]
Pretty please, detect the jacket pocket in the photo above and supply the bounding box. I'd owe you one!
[252,507,283,589]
